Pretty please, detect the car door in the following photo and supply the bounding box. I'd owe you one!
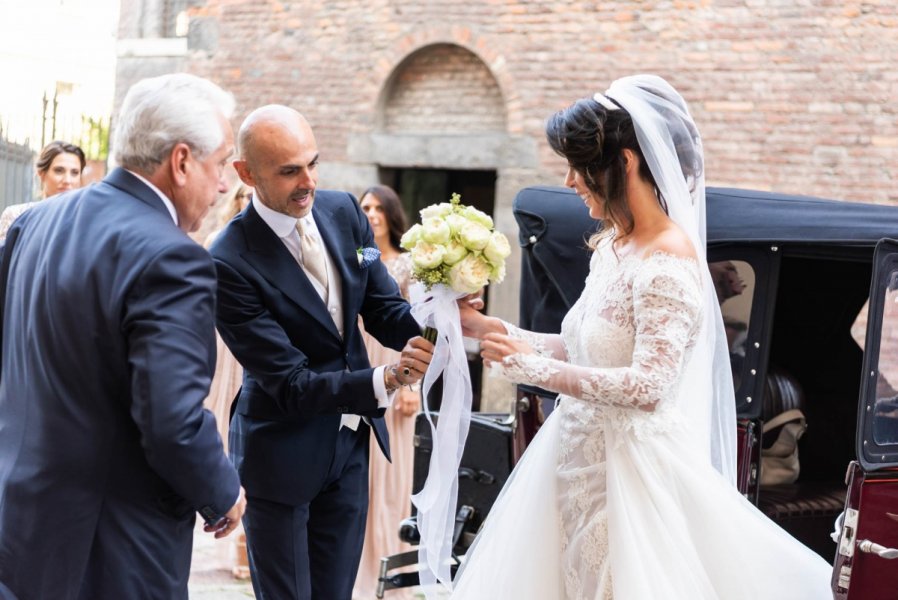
[832,239,898,600]
[707,245,779,501]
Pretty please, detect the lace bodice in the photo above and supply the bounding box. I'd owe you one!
[498,242,703,413]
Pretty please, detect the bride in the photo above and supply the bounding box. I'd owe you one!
[453,75,831,599]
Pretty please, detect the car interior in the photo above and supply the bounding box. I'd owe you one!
[729,250,872,561]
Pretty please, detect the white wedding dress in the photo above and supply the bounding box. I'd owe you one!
[451,241,832,599]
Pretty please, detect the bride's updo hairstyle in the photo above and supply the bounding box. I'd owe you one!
[546,98,659,244]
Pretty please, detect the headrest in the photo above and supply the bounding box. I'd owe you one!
[762,366,805,421]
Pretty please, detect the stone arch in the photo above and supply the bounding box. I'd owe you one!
[351,42,535,172]
[368,28,524,135]
[377,43,507,135]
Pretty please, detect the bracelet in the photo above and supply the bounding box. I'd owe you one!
[384,365,401,393]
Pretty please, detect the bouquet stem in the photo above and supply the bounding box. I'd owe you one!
[422,326,439,344]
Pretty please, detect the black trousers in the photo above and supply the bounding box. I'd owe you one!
[243,424,370,600]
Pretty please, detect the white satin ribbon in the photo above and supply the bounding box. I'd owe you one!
[409,282,473,594]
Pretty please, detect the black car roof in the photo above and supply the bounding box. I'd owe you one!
[515,185,898,247]
[707,187,898,245]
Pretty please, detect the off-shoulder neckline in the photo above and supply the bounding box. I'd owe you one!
[600,246,699,266]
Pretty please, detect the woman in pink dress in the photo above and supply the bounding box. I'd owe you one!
[353,185,420,599]
[203,181,253,578]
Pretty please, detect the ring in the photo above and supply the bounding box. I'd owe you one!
[402,367,411,377]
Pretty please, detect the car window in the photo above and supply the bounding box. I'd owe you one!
[709,260,755,391]
[873,272,898,445]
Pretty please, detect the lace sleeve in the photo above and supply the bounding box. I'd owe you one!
[501,320,568,361]
[495,257,703,411]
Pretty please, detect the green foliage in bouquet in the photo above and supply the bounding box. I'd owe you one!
[400,193,511,294]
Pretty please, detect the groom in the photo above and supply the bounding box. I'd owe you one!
[210,104,432,599]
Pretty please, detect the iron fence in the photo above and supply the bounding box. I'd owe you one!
[0,111,111,209]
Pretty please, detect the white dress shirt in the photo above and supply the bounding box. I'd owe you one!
[251,195,393,430]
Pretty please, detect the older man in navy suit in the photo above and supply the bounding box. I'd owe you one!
[0,74,245,600]
[210,105,432,599]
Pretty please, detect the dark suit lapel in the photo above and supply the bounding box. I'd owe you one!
[240,203,342,340]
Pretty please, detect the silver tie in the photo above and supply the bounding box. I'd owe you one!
[296,219,328,297]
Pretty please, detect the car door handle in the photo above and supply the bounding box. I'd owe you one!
[858,539,898,559]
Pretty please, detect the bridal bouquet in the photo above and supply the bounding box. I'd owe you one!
[401,193,510,295]
[401,194,510,593]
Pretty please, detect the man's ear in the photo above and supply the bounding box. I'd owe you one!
[233,160,254,186]
[167,143,192,188]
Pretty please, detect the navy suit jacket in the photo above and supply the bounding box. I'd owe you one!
[0,169,239,599]
[210,191,421,505]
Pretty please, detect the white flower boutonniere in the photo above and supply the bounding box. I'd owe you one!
[357,246,381,269]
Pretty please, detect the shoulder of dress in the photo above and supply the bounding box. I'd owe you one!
[633,252,704,299]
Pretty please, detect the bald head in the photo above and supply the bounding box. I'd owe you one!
[238,104,314,163]
[233,104,320,218]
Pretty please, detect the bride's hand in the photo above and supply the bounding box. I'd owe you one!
[480,332,533,367]
[457,292,505,339]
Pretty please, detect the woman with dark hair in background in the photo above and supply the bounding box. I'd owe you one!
[353,184,419,600]
[0,140,86,242]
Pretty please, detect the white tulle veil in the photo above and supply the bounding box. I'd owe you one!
[599,75,737,482]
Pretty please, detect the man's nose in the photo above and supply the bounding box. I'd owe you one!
[298,168,315,189]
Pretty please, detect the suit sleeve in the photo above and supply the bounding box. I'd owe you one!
[214,254,383,417]
[352,197,422,350]
[123,242,240,521]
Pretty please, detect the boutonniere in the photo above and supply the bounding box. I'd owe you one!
[357,246,381,269]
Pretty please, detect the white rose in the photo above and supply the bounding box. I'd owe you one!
[448,253,491,294]
[410,242,446,270]
[442,239,468,266]
[462,205,494,229]
[490,261,507,284]
[400,224,423,251]
[458,221,491,251]
[421,217,451,245]
[420,202,453,220]
[483,231,511,266]
[445,214,467,235]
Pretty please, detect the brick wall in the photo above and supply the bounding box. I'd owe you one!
[113,0,898,201]
[114,0,897,410]
[382,44,506,134]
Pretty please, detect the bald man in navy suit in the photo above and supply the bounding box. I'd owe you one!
[210,105,432,599]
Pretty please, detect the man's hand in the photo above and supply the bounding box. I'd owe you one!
[396,336,435,385]
[204,486,246,539]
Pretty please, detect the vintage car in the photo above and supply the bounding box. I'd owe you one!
[378,185,898,599]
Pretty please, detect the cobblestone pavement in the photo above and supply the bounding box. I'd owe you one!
[188,519,254,599]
